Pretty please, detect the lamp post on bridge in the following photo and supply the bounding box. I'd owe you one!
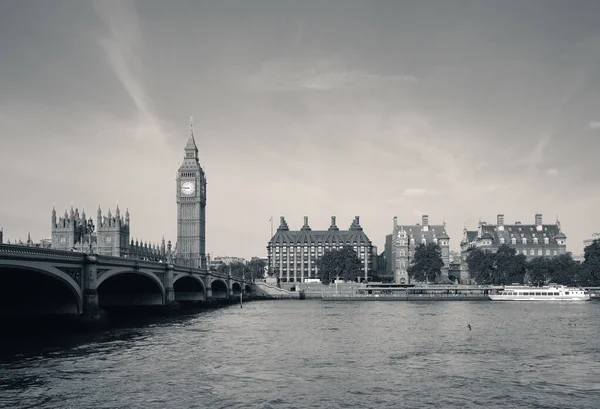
[86,218,95,253]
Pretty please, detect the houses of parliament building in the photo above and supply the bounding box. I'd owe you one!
[46,120,208,268]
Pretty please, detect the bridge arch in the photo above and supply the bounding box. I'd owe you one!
[0,262,82,316]
[244,284,252,294]
[231,282,242,297]
[97,269,165,308]
[173,274,206,303]
[211,278,228,299]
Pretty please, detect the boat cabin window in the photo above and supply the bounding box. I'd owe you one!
[565,292,569,295]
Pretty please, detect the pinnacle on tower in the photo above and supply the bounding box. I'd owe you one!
[184,116,199,158]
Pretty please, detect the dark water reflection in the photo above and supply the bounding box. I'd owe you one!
[1,301,600,408]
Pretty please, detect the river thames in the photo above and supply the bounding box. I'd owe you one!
[1,300,599,408]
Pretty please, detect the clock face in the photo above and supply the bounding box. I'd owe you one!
[105,236,112,244]
[60,237,66,244]
[181,180,195,195]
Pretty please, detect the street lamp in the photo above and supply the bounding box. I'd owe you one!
[86,218,95,253]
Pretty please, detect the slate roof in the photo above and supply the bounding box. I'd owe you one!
[269,216,372,246]
[396,224,449,243]
[462,222,566,245]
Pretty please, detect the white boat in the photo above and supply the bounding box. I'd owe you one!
[490,284,590,301]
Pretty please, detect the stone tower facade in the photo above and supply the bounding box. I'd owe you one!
[175,119,207,269]
[51,206,87,250]
[95,205,130,256]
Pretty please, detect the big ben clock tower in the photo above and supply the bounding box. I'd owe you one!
[175,118,207,269]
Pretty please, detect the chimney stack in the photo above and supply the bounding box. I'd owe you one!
[393,216,398,231]
[497,214,505,231]
[301,216,311,231]
[328,216,339,231]
[535,213,543,231]
[422,215,429,227]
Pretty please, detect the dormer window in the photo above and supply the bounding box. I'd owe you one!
[433,238,438,244]
[511,237,517,245]
[522,237,527,245]
[533,237,538,244]
[500,237,505,244]
[544,237,549,244]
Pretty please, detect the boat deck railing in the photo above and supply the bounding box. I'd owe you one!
[323,293,489,299]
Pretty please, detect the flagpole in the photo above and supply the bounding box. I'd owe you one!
[269,216,273,277]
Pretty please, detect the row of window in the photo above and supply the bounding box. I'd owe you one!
[270,244,370,250]
[396,239,449,246]
[272,247,368,253]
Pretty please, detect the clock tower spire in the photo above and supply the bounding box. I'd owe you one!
[175,117,207,269]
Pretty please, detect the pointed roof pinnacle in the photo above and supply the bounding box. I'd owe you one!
[184,116,199,153]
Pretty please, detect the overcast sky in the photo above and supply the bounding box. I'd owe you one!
[1,0,599,258]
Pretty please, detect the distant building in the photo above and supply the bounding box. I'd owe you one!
[391,215,450,284]
[0,227,3,244]
[267,216,375,283]
[382,234,394,281]
[583,233,600,250]
[51,205,168,260]
[460,213,568,282]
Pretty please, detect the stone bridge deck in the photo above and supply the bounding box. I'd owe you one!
[0,244,253,320]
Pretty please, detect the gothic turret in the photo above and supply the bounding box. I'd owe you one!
[97,205,102,228]
[184,117,199,160]
[52,206,57,228]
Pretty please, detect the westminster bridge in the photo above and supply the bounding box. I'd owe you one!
[0,244,253,322]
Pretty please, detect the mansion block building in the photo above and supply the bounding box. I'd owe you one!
[460,213,567,282]
[267,216,375,282]
[388,215,451,284]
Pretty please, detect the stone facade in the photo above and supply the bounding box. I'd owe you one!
[391,215,451,284]
[460,213,568,282]
[267,216,375,282]
[50,205,167,260]
[175,119,207,269]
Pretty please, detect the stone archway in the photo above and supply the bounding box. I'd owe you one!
[173,275,206,303]
[0,264,82,317]
[97,270,165,308]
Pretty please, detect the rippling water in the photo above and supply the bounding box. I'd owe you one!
[2,301,600,408]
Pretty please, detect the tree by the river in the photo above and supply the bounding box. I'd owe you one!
[581,239,600,286]
[247,258,266,280]
[407,243,444,283]
[316,246,362,284]
[495,245,527,285]
[465,248,496,284]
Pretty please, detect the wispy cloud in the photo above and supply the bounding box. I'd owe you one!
[93,0,167,143]
[546,168,559,176]
[247,60,417,92]
[589,121,600,130]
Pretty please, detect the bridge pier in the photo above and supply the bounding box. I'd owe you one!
[164,263,176,305]
[81,255,107,324]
